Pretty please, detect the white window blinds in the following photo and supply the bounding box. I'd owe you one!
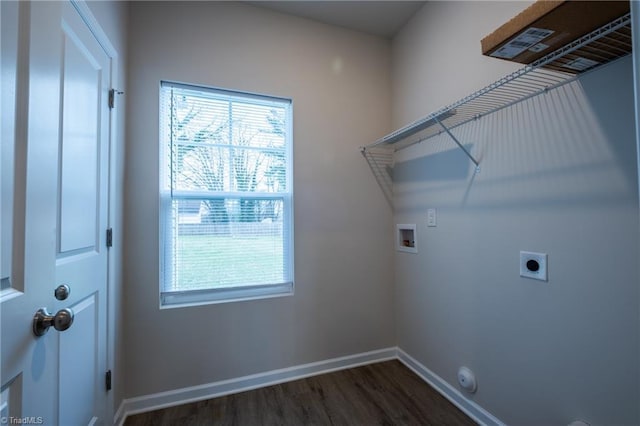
[160,81,293,306]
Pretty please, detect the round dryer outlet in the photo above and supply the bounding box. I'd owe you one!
[457,366,477,393]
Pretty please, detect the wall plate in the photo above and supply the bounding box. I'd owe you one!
[520,251,547,281]
[427,208,437,227]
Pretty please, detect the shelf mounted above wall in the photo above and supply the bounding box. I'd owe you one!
[361,12,632,208]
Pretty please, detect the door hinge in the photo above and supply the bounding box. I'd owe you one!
[108,88,123,109]
[105,370,112,391]
[108,89,115,109]
[106,228,113,248]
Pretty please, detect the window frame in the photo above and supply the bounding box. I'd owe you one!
[159,81,294,308]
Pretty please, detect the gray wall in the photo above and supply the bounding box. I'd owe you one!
[124,2,394,398]
[392,2,639,425]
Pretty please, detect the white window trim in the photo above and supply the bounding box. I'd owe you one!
[159,81,294,308]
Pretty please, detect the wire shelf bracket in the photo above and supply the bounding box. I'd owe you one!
[434,116,481,174]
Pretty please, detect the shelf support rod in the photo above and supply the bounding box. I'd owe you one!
[434,117,481,172]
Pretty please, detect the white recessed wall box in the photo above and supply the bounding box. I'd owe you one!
[396,224,417,253]
[520,251,548,281]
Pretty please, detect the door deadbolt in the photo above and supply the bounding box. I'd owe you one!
[54,284,71,301]
[33,308,74,337]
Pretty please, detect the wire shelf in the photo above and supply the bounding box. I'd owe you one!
[360,13,632,206]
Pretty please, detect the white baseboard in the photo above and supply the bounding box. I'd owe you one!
[114,401,126,426]
[396,348,505,426]
[115,347,397,425]
[116,347,504,426]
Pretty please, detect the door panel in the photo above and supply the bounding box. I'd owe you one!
[59,295,98,425]
[1,0,29,298]
[59,20,101,255]
[0,375,23,421]
[1,0,18,292]
[1,2,111,424]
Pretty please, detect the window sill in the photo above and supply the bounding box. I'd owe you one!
[160,282,294,309]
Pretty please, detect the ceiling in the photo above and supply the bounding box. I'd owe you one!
[245,1,427,38]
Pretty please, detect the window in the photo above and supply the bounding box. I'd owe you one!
[160,81,293,306]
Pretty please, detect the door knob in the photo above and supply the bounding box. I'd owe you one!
[33,307,74,337]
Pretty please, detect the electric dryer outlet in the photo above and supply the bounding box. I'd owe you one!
[520,251,548,281]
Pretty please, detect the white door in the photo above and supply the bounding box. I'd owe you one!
[1,1,111,425]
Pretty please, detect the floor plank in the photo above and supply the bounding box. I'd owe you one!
[125,360,477,426]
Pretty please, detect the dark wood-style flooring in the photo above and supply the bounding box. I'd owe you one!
[125,360,476,426]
